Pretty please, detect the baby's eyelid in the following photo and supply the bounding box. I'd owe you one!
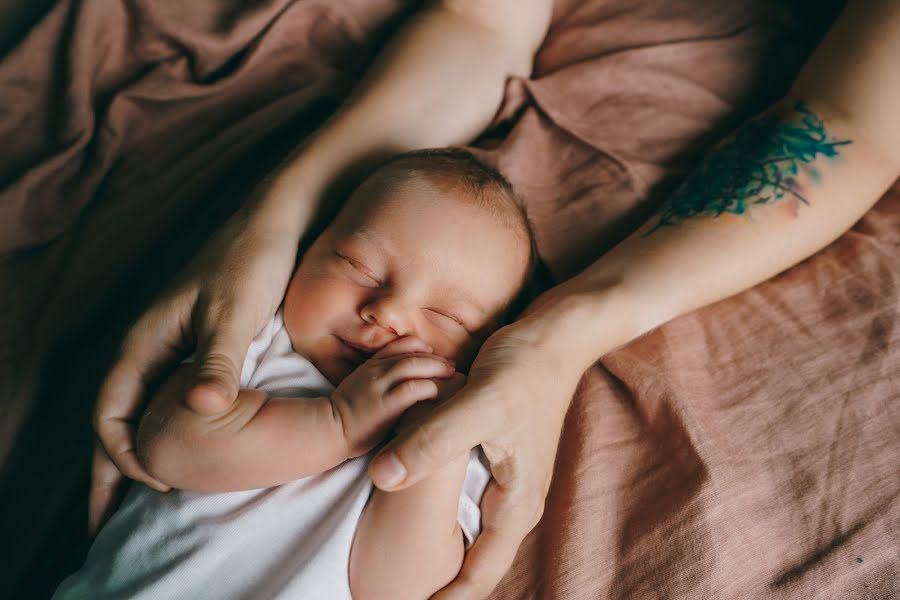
[427,308,467,328]
[336,251,380,284]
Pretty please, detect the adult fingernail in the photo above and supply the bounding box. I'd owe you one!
[371,452,407,489]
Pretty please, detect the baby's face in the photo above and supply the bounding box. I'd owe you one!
[283,178,530,384]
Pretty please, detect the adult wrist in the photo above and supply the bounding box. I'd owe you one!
[520,279,644,380]
[248,170,318,240]
[247,131,351,239]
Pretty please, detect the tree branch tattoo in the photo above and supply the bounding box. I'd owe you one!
[646,101,851,235]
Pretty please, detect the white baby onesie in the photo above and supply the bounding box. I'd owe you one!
[54,310,491,600]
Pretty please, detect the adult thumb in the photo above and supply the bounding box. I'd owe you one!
[188,318,253,415]
[369,387,494,490]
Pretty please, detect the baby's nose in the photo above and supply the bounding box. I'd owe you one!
[359,296,412,336]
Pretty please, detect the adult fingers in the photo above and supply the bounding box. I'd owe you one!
[93,405,171,489]
[433,481,539,600]
[88,439,170,536]
[188,308,258,415]
[88,442,122,537]
[95,306,185,489]
[368,387,500,490]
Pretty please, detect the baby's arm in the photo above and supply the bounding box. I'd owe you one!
[350,377,474,600]
[136,337,455,492]
[136,365,348,491]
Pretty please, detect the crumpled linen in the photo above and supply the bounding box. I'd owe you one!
[2,0,896,598]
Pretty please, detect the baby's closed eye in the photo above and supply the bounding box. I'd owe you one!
[424,307,468,332]
[334,251,381,287]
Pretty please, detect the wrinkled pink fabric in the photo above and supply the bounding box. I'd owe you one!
[2,1,897,598]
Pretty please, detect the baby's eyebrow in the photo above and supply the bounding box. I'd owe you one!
[349,230,388,256]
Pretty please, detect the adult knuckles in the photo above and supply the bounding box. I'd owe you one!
[524,496,547,531]
[505,486,547,532]
[484,468,546,533]
[195,352,239,386]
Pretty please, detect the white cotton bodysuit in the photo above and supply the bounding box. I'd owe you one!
[54,310,490,600]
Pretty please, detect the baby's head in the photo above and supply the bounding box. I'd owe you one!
[283,148,535,384]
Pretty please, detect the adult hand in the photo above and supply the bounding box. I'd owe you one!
[89,203,302,536]
[368,291,594,599]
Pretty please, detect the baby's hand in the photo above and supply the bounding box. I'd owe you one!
[394,372,467,435]
[331,336,456,458]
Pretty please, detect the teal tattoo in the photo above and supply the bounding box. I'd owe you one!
[646,101,851,234]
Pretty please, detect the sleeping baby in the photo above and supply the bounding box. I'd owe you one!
[54,148,535,600]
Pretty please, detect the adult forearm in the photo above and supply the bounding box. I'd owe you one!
[534,99,898,379]
[531,0,900,375]
[254,0,551,236]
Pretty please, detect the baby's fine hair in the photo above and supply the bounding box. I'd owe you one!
[366,147,538,277]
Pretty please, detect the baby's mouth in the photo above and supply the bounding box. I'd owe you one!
[335,337,378,364]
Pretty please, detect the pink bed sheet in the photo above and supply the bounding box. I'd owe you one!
[1,0,896,597]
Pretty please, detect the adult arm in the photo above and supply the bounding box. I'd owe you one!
[90,0,552,533]
[538,0,900,365]
[368,1,900,598]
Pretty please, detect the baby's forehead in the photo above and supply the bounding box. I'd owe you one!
[339,185,527,270]
[344,192,518,254]
[351,173,526,239]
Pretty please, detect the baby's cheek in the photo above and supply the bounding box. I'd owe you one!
[285,276,345,330]
[428,330,480,371]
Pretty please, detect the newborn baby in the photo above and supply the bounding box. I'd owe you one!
[55,148,534,600]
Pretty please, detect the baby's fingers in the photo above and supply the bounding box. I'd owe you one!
[384,379,440,412]
[373,336,431,359]
[383,355,455,387]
